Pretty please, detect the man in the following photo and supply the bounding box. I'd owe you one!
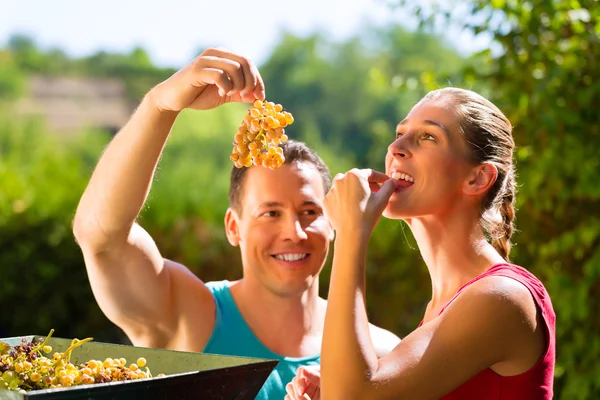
[73,48,400,399]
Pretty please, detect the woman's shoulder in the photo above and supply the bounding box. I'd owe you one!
[476,263,554,315]
[444,263,549,319]
[462,272,538,313]
[456,272,537,316]
[434,274,542,359]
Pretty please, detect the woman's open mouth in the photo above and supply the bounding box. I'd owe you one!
[391,171,414,188]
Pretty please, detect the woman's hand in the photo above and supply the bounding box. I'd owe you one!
[324,168,398,236]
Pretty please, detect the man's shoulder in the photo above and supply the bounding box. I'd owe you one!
[204,280,232,293]
[368,323,401,357]
[319,296,400,357]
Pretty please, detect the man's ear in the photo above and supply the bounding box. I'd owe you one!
[463,162,498,196]
[224,208,241,246]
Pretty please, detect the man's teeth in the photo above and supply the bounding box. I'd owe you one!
[274,253,308,262]
[391,172,414,182]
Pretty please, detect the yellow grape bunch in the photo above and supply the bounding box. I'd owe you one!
[230,100,294,169]
[0,330,163,394]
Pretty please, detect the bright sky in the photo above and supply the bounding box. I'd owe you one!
[0,0,490,68]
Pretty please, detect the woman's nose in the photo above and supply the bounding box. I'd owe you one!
[388,137,412,159]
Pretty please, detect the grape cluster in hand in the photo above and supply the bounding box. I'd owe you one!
[230,100,294,169]
[0,330,164,394]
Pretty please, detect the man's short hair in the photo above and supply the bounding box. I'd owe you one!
[228,140,331,214]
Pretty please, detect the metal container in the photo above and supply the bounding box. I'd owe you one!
[0,335,278,399]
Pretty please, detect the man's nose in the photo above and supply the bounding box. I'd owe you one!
[283,216,308,242]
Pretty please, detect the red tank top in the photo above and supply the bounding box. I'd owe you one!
[433,263,556,400]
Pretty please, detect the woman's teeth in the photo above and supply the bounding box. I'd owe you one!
[391,172,414,182]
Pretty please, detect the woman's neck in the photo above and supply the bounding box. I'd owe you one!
[407,209,506,310]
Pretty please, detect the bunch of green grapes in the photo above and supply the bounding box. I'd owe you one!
[230,100,294,169]
[0,330,164,393]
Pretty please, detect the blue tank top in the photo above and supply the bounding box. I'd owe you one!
[203,281,320,400]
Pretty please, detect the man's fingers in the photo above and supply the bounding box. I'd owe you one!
[313,387,321,400]
[297,366,320,398]
[299,366,321,386]
[195,68,234,97]
[201,47,264,99]
[304,384,319,398]
[285,382,297,400]
[194,56,245,93]
[292,376,303,396]
[251,72,266,100]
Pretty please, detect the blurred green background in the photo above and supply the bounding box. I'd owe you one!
[1,0,599,398]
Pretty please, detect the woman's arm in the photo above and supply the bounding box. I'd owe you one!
[319,170,544,400]
[321,231,379,398]
[322,272,544,400]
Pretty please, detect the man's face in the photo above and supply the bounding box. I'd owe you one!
[225,162,333,297]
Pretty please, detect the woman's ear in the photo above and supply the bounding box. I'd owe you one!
[224,208,241,246]
[463,162,498,196]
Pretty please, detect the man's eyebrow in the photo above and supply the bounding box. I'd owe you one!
[301,200,322,207]
[396,119,450,136]
[258,200,322,208]
[258,201,284,208]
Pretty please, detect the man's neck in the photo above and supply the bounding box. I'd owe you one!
[229,278,325,358]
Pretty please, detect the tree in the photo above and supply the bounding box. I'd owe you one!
[0,50,25,100]
[260,26,466,167]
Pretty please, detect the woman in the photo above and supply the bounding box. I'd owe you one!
[285,88,555,399]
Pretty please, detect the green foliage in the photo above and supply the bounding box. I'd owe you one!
[393,0,600,397]
[0,51,26,100]
[78,48,175,101]
[0,101,253,340]
[4,34,175,101]
[0,107,121,341]
[260,26,465,168]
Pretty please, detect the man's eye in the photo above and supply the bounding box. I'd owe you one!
[395,132,405,139]
[262,211,279,217]
[302,210,318,216]
[423,133,436,141]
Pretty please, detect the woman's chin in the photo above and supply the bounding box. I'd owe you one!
[383,206,401,220]
[383,202,412,220]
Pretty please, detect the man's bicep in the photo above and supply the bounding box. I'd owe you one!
[82,224,176,338]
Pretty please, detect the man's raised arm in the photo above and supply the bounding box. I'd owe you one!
[72,48,265,347]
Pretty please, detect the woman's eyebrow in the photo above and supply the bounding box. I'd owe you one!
[396,119,450,137]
